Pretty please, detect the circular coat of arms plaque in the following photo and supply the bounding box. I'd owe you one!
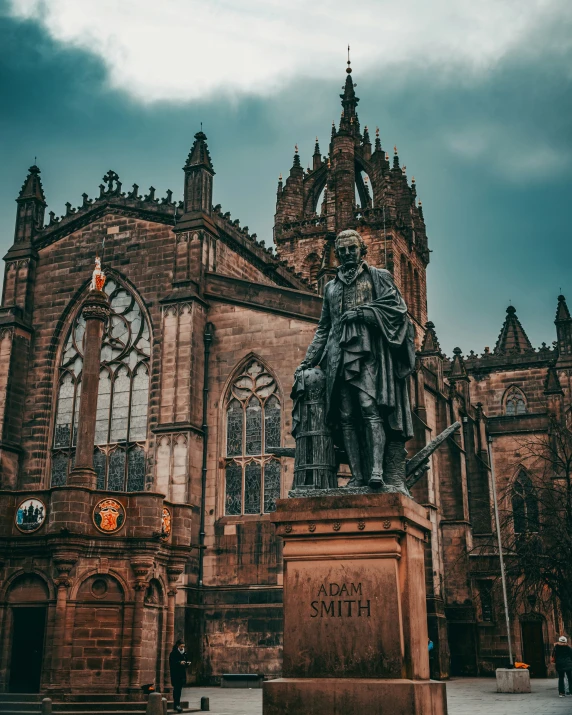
[93,498,126,534]
[15,497,47,533]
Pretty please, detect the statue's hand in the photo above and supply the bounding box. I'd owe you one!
[294,359,310,377]
[341,309,359,325]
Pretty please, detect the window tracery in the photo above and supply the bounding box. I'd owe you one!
[51,278,150,490]
[224,360,281,515]
[504,386,527,416]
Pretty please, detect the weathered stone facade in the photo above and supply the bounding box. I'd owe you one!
[0,62,568,694]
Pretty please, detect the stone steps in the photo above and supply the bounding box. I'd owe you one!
[0,695,196,715]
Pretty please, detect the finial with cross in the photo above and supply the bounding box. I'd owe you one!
[102,170,119,194]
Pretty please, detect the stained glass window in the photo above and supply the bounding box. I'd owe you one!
[225,463,242,516]
[224,360,282,515]
[50,278,151,490]
[264,459,281,513]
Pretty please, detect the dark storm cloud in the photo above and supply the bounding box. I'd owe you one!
[1,7,572,355]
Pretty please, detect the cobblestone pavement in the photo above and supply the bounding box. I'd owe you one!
[183,677,569,714]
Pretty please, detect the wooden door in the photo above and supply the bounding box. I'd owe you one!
[521,620,547,678]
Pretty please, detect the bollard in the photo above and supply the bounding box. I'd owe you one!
[41,699,52,715]
[161,697,167,715]
[200,696,209,711]
[146,692,164,715]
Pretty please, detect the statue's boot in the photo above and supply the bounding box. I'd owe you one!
[365,416,386,489]
[342,426,366,487]
[383,439,412,497]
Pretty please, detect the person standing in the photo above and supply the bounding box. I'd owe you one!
[552,636,572,697]
[169,639,189,712]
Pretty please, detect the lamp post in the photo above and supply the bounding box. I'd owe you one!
[487,435,514,665]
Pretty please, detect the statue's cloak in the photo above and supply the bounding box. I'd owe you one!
[293,265,415,440]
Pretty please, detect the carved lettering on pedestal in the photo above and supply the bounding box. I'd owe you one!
[309,582,370,618]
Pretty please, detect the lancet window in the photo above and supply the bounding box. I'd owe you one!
[51,278,151,490]
[512,470,539,534]
[224,360,281,516]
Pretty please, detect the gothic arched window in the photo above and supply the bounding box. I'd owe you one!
[224,360,281,516]
[51,277,151,490]
[512,470,539,534]
[504,386,527,416]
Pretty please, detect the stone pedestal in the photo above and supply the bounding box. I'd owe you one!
[263,493,447,715]
[496,668,531,693]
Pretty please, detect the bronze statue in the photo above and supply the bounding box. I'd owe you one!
[294,229,415,496]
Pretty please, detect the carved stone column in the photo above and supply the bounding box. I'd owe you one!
[49,553,77,691]
[129,558,154,691]
[163,565,184,692]
[68,289,110,488]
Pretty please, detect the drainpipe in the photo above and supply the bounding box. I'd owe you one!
[198,322,214,587]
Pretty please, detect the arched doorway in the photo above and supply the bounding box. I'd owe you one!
[521,618,547,677]
[7,574,49,692]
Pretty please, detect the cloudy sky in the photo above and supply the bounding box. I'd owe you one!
[1,0,572,354]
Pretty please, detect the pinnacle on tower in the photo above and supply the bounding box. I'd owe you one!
[420,321,443,357]
[449,347,468,380]
[292,144,301,169]
[185,130,214,172]
[375,127,382,153]
[555,294,572,366]
[393,146,400,169]
[339,46,360,134]
[14,164,47,243]
[494,305,534,354]
[544,365,563,394]
[182,130,215,216]
[313,137,322,170]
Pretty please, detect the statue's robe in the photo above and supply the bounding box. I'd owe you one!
[299,263,415,440]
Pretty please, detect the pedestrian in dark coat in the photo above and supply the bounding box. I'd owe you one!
[552,636,572,697]
[169,639,189,712]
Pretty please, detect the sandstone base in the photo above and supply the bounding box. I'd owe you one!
[263,678,448,715]
[496,668,531,693]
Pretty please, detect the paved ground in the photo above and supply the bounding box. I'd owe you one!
[182,677,570,714]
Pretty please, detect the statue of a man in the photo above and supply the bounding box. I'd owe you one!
[295,229,415,494]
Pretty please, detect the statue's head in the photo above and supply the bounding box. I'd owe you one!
[335,230,367,270]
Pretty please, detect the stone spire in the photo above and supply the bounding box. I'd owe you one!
[14,164,46,244]
[291,144,301,171]
[339,46,360,135]
[494,305,534,354]
[183,130,215,215]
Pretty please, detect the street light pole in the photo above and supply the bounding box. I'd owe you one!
[487,434,514,665]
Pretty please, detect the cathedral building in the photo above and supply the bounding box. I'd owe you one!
[0,60,569,694]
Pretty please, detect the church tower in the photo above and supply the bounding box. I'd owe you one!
[274,54,429,340]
